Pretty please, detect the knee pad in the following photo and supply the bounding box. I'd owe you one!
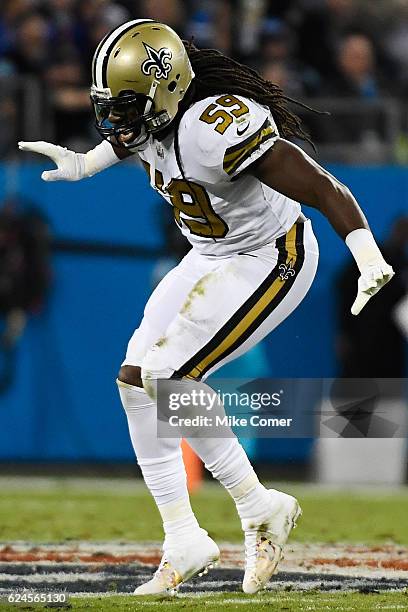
[117,378,155,414]
[141,346,175,392]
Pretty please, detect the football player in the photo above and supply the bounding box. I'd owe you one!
[19,20,394,595]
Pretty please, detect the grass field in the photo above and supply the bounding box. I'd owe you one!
[1,478,408,611]
[1,479,408,544]
[73,591,408,611]
[1,591,408,611]
[2,591,407,612]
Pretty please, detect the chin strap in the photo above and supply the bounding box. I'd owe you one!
[145,80,159,114]
[144,80,160,184]
[124,80,160,155]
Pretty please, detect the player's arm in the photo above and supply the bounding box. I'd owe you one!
[251,138,395,315]
[18,139,133,182]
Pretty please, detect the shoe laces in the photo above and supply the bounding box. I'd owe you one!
[153,555,182,589]
[245,529,277,571]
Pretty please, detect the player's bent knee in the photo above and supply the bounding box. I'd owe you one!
[141,343,176,381]
[141,352,176,400]
[117,365,143,388]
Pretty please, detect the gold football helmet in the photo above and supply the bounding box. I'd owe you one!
[91,19,194,147]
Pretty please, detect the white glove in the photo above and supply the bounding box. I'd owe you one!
[18,140,119,182]
[345,228,395,316]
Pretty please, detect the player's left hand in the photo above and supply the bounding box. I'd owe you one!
[351,261,395,315]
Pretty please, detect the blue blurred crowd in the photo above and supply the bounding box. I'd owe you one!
[0,0,408,152]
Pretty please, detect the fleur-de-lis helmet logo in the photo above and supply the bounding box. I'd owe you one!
[141,43,173,80]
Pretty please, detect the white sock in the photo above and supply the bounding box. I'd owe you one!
[150,376,271,523]
[228,472,273,522]
[117,380,202,542]
[188,436,271,522]
[140,375,270,527]
[161,501,205,549]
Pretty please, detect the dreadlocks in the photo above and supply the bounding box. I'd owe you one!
[183,41,316,147]
[173,43,319,237]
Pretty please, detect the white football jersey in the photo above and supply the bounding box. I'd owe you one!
[137,94,301,257]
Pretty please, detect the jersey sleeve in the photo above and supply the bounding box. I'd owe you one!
[180,96,279,183]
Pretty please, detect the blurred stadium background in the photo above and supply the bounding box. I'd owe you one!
[0,2,408,608]
[0,0,406,478]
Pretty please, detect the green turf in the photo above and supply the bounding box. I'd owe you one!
[1,591,408,611]
[1,482,408,544]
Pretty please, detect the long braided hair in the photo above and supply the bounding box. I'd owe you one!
[172,42,318,239]
[183,41,315,146]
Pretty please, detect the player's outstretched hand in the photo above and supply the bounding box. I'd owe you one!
[351,261,395,316]
[18,141,86,182]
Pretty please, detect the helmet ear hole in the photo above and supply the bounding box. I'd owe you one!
[168,81,177,92]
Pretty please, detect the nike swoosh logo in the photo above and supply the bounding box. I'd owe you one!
[237,123,250,136]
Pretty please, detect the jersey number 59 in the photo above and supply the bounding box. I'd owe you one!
[199,95,249,134]
[142,161,229,239]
